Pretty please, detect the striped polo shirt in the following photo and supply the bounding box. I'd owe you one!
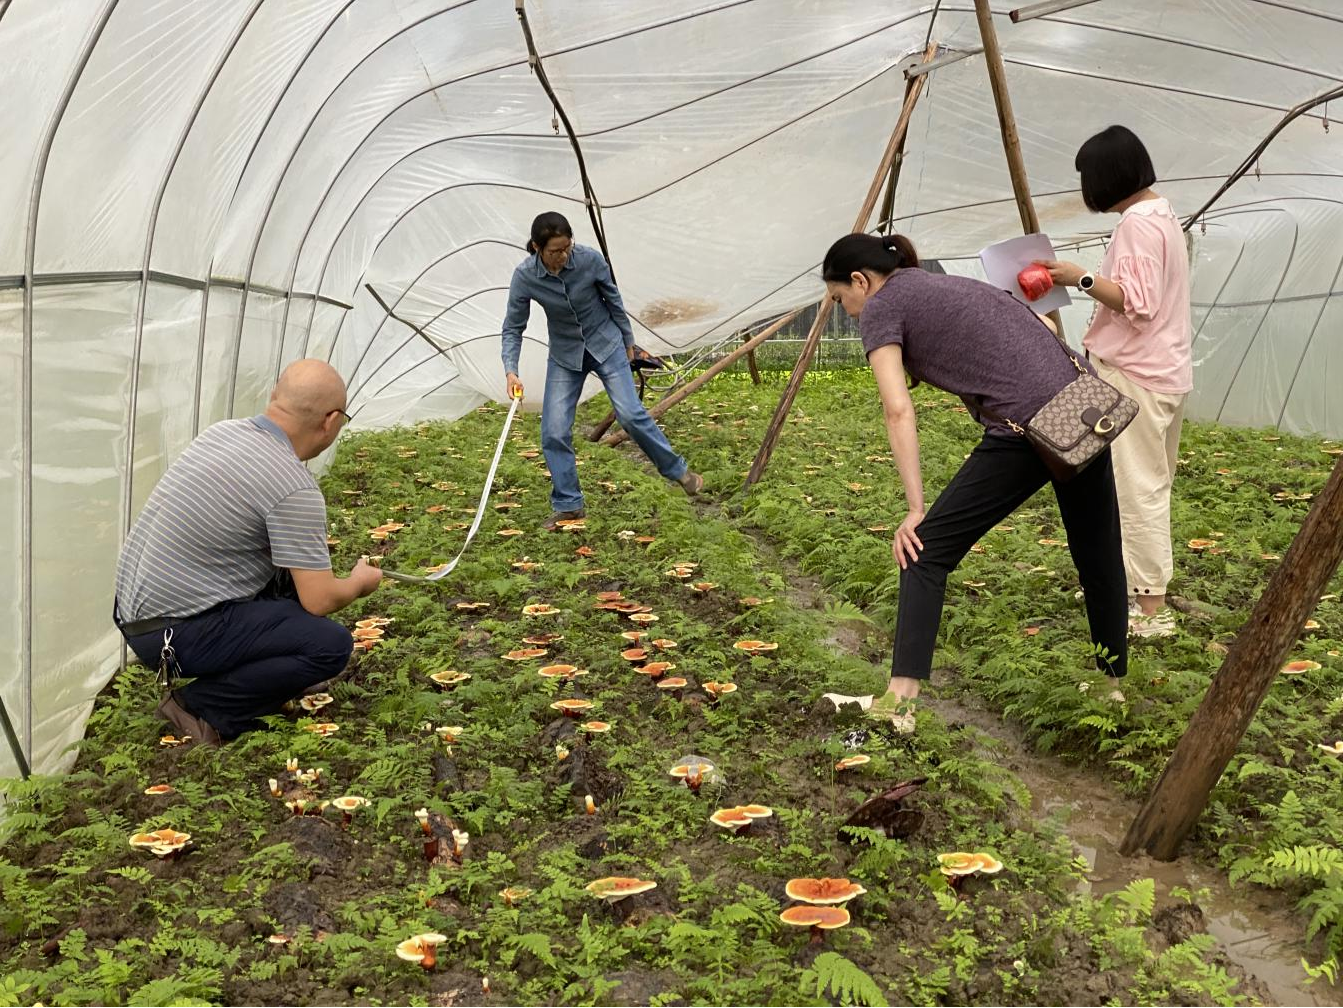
[114,415,332,622]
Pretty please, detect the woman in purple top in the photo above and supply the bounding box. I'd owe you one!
[822,232,1129,723]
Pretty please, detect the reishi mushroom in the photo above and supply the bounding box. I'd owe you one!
[778,904,851,943]
[500,886,533,906]
[585,877,657,903]
[669,762,713,793]
[396,932,448,970]
[428,670,472,688]
[785,877,867,905]
[835,754,871,771]
[702,681,737,702]
[522,603,561,617]
[551,699,594,718]
[330,795,369,829]
[1281,659,1322,675]
[128,828,192,859]
[143,784,175,797]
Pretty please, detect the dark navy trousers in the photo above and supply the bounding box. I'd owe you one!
[123,596,352,739]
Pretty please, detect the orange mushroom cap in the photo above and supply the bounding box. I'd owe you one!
[330,796,370,812]
[580,720,611,733]
[779,905,850,929]
[596,591,625,601]
[538,664,581,678]
[937,852,982,876]
[428,670,471,687]
[620,630,647,642]
[620,648,649,662]
[835,755,871,771]
[585,877,657,902]
[523,633,562,645]
[522,604,561,617]
[143,784,175,796]
[1281,659,1322,674]
[703,681,737,698]
[784,877,867,905]
[669,762,714,779]
[656,676,688,690]
[737,804,773,819]
[305,722,340,736]
[503,648,548,661]
[550,699,594,715]
[649,638,678,650]
[709,807,753,831]
[628,613,659,623]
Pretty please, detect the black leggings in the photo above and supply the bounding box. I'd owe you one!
[892,433,1128,681]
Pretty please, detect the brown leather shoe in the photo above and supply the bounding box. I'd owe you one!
[542,508,586,531]
[156,692,224,748]
[677,471,704,496]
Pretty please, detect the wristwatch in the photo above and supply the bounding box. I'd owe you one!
[1077,272,1096,292]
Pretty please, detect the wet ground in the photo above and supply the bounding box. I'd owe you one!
[929,690,1334,1008]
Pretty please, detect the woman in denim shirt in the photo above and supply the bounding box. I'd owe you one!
[502,212,703,529]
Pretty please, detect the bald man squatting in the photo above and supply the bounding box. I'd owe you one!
[113,359,384,746]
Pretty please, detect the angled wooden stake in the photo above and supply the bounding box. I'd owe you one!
[1121,458,1343,860]
[743,41,938,489]
[972,0,1064,336]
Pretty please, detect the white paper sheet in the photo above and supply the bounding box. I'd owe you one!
[978,233,1073,314]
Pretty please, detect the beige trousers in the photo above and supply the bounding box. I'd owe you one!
[1091,356,1187,597]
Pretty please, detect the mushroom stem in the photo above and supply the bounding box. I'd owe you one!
[808,925,826,945]
[423,837,439,862]
[421,945,437,970]
[341,811,352,829]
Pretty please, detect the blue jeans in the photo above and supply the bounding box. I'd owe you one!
[541,344,687,511]
[123,597,352,738]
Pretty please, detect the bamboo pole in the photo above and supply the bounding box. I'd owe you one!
[1121,458,1343,859]
[742,41,937,489]
[603,309,801,448]
[743,332,762,385]
[971,0,1063,336]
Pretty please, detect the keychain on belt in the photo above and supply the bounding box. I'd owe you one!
[156,628,184,689]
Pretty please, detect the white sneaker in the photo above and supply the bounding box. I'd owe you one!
[1129,609,1176,638]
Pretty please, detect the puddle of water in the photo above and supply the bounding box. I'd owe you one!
[930,692,1334,1008]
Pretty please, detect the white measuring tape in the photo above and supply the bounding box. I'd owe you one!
[377,393,522,584]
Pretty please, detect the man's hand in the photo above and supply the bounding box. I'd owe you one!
[626,345,635,363]
[350,557,383,597]
[506,372,524,400]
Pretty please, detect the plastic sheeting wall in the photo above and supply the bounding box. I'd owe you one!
[1,0,1340,777]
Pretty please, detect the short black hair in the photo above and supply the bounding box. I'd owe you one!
[1074,125,1156,213]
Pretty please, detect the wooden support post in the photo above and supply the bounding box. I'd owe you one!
[604,309,801,448]
[971,0,1063,337]
[1121,458,1343,860]
[744,331,761,385]
[742,41,937,489]
[587,408,618,442]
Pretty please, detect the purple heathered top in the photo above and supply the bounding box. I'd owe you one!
[859,269,1093,435]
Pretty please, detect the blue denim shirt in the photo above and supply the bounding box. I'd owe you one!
[500,244,634,374]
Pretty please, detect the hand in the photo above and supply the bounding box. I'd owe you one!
[506,373,524,401]
[1035,259,1086,288]
[351,557,384,596]
[892,510,925,570]
[626,345,635,363]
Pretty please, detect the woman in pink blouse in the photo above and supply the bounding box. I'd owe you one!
[1042,126,1193,638]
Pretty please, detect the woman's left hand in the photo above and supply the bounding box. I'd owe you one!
[1035,259,1086,288]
